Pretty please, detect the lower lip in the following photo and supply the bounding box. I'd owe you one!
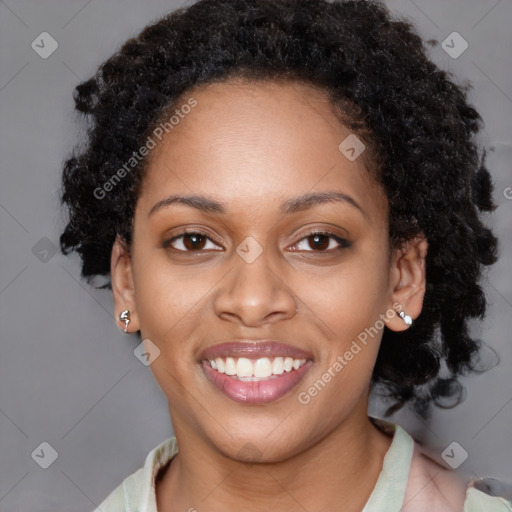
[201,360,313,404]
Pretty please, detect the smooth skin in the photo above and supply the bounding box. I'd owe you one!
[110,78,429,511]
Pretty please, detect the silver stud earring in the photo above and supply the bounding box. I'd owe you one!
[119,309,130,333]
[398,310,413,326]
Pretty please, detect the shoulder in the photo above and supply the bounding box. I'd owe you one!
[464,485,512,512]
[402,441,512,512]
[402,441,467,511]
[91,436,178,512]
[91,464,154,512]
[89,475,134,512]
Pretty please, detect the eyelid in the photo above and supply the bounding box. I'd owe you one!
[163,228,351,254]
[288,229,352,251]
[162,229,223,251]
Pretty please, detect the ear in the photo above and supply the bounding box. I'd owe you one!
[385,235,428,332]
[111,233,140,333]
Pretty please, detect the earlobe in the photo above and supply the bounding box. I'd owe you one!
[111,234,139,333]
[386,235,428,332]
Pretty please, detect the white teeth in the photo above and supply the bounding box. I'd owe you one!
[208,356,307,378]
[215,357,225,373]
[236,357,253,377]
[224,357,237,375]
[254,357,272,378]
[272,357,284,375]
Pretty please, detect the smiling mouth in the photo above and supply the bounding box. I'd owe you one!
[201,356,313,404]
[206,355,308,380]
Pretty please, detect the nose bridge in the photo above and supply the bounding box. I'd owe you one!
[231,238,279,301]
[233,240,274,289]
[214,238,296,325]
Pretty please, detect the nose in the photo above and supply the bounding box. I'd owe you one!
[213,249,297,327]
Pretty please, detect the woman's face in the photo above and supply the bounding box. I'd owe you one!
[112,78,424,461]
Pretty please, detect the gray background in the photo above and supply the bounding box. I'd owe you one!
[0,0,511,510]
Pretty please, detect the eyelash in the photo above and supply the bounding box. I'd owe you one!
[162,229,351,253]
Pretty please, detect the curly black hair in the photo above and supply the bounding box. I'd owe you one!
[59,0,499,420]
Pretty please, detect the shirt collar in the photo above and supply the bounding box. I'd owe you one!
[122,436,178,512]
[123,416,412,512]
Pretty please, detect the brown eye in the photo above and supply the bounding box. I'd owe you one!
[183,233,206,250]
[292,231,351,252]
[163,231,222,252]
[307,234,330,251]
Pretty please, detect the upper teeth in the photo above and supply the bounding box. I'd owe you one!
[209,357,307,378]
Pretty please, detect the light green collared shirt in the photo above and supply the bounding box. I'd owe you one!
[94,419,512,512]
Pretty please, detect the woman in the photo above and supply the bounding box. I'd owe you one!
[59,0,511,510]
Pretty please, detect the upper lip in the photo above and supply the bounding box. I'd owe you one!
[200,340,314,361]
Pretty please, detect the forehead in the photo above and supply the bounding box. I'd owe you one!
[137,78,386,220]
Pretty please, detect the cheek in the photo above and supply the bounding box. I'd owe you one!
[131,250,228,387]
[297,249,390,336]
[132,243,209,331]
[127,237,198,406]
[295,271,384,421]
[133,260,207,399]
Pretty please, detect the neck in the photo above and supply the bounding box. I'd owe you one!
[156,405,393,512]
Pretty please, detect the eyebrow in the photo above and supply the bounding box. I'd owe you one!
[148,191,365,217]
